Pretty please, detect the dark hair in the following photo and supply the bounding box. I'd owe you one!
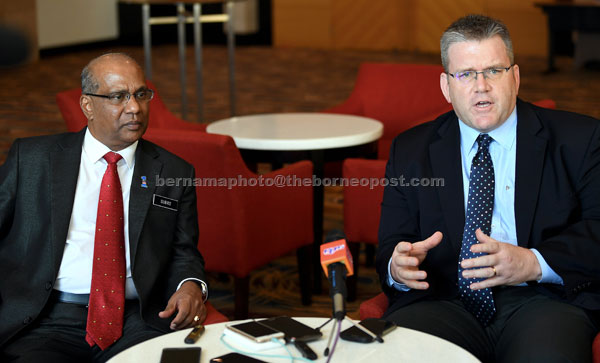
[440,14,513,72]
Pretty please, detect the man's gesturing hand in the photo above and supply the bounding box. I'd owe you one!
[460,229,542,290]
[390,232,443,290]
[158,281,207,330]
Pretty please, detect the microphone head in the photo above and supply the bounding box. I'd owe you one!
[324,229,346,243]
[320,237,354,277]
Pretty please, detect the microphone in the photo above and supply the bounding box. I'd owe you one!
[320,230,354,320]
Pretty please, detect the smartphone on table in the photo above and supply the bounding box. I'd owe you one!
[160,347,201,363]
[224,320,285,343]
[340,318,396,343]
[257,316,322,342]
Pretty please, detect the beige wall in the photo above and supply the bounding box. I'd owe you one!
[36,0,119,49]
[272,0,548,57]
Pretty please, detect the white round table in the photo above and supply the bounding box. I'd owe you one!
[206,113,383,151]
[207,113,384,295]
[107,317,480,363]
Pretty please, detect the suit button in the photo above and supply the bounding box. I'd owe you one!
[45,281,53,290]
[23,316,33,324]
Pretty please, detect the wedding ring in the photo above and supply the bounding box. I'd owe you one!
[491,266,497,277]
[193,315,200,323]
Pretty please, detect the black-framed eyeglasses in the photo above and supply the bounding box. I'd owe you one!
[84,89,155,105]
[447,65,515,83]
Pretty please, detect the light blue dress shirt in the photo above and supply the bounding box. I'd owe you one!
[387,106,563,290]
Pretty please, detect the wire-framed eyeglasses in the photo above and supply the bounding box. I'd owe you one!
[447,65,515,83]
[84,88,155,106]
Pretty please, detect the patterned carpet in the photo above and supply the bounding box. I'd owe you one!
[1,43,599,320]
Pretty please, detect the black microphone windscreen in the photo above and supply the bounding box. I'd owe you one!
[324,229,346,243]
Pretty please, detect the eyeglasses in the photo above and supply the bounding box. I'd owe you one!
[447,65,514,84]
[84,89,155,105]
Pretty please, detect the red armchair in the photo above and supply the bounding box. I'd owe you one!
[325,63,453,160]
[142,129,314,320]
[56,80,206,132]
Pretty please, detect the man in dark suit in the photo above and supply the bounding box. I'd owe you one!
[377,15,599,362]
[0,53,208,362]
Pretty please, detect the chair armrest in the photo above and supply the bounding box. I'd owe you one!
[204,301,229,324]
[359,292,388,320]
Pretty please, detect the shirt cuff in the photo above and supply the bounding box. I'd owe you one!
[530,248,564,285]
[177,278,209,302]
[387,258,411,292]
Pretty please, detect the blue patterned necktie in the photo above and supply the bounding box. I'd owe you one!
[458,133,496,326]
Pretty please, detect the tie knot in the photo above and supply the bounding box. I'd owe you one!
[103,152,123,165]
[476,134,493,151]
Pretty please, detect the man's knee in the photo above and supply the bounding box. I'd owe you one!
[386,300,493,361]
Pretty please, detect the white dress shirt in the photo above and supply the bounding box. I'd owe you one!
[54,129,140,299]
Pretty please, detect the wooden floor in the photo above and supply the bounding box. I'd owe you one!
[0,44,599,319]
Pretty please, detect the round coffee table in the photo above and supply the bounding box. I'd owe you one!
[108,317,480,362]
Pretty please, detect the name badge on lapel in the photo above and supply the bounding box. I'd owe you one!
[153,194,179,211]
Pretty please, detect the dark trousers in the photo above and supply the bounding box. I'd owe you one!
[2,293,165,363]
[385,286,598,363]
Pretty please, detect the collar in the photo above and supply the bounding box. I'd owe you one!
[82,128,138,169]
[458,105,517,155]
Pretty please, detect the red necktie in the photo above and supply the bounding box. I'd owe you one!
[86,152,126,350]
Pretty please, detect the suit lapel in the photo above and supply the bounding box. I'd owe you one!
[429,115,465,251]
[514,100,547,247]
[128,139,162,269]
[50,130,85,272]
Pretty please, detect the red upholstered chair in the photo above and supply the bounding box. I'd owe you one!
[56,80,206,132]
[324,63,453,160]
[142,129,314,320]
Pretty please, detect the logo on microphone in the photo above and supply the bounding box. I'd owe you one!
[323,244,345,255]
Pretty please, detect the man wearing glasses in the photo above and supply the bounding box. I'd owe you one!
[0,53,208,362]
[378,15,599,362]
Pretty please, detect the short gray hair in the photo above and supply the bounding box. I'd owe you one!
[81,63,99,94]
[80,53,140,93]
[440,14,513,72]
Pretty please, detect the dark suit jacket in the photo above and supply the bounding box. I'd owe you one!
[377,99,600,316]
[0,128,206,347]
